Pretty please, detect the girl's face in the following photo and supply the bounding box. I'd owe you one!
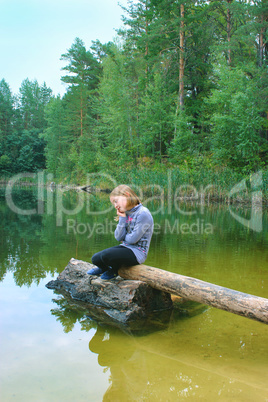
[110,195,128,213]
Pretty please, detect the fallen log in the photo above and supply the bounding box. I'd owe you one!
[118,265,268,324]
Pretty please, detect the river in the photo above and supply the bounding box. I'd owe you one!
[0,186,267,401]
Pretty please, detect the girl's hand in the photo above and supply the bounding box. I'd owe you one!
[116,209,126,218]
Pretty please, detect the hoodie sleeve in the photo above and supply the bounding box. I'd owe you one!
[124,211,153,244]
[114,216,128,241]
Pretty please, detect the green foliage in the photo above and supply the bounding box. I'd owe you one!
[139,72,175,159]
[0,79,14,142]
[61,37,100,90]
[169,111,196,164]
[42,96,67,175]
[0,1,267,186]
[0,79,52,174]
[206,61,267,172]
[60,37,101,138]
[0,154,12,173]
[95,43,140,169]
[18,79,52,130]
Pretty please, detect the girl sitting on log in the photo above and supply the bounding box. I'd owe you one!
[87,184,154,280]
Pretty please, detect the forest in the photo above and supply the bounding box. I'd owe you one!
[0,0,267,196]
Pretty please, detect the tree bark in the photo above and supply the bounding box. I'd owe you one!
[80,88,83,136]
[118,264,268,324]
[179,3,185,110]
[46,259,173,326]
[227,0,232,65]
[174,3,185,137]
[145,1,149,77]
[259,14,265,67]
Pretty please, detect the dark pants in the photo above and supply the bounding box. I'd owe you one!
[91,245,139,274]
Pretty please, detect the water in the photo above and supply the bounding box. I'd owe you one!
[0,187,267,401]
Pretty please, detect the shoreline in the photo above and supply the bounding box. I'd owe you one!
[0,180,266,206]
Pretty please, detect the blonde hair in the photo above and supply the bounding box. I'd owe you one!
[110,185,141,220]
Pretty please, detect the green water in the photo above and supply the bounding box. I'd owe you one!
[0,187,267,401]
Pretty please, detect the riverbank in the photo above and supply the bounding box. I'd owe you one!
[1,166,267,205]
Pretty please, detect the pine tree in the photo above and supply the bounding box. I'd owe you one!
[42,96,67,176]
[60,37,101,137]
[96,44,139,169]
[0,79,14,173]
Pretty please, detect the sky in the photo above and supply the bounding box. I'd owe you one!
[0,0,130,97]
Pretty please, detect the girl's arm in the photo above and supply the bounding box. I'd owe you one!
[114,217,128,241]
[124,212,153,244]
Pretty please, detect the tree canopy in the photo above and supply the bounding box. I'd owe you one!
[0,0,267,186]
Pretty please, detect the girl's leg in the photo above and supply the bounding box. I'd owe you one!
[92,245,138,274]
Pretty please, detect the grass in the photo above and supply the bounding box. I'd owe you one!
[107,165,268,204]
[1,165,267,204]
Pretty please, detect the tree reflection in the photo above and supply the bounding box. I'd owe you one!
[50,295,96,333]
[0,187,267,293]
[49,289,200,399]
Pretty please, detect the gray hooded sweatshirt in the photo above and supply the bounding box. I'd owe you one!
[114,203,154,264]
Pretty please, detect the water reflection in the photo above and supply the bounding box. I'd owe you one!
[1,187,268,400]
[89,325,201,401]
[89,326,160,401]
[48,294,209,398]
[1,187,267,290]
[50,296,97,333]
[48,290,205,336]
[87,319,267,401]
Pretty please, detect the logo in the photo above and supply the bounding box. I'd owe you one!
[228,171,262,232]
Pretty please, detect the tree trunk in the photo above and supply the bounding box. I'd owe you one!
[227,0,232,65]
[174,3,185,137]
[259,14,264,67]
[118,264,268,324]
[145,2,149,77]
[80,90,83,136]
[179,3,185,110]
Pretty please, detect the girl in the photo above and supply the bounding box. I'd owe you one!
[87,184,154,280]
